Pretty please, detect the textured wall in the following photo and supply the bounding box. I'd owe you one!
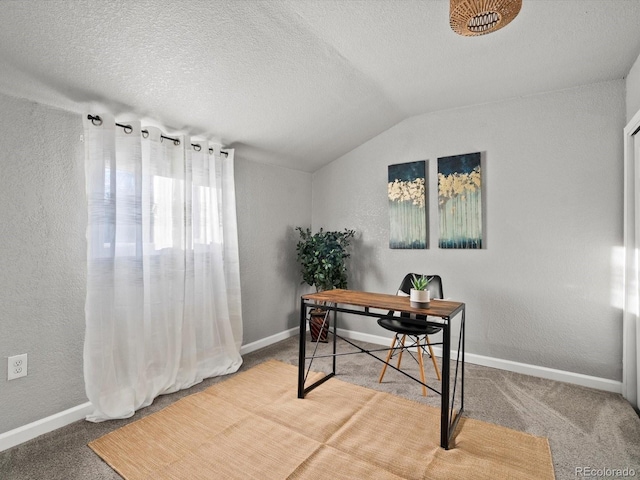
[233,158,312,345]
[0,93,87,434]
[0,93,313,434]
[0,77,626,435]
[312,80,625,381]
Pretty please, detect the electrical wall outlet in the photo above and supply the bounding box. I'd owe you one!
[7,353,28,380]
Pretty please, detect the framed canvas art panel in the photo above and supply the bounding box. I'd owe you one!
[388,160,427,249]
[438,152,483,249]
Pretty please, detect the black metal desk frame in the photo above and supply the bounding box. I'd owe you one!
[297,290,465,450]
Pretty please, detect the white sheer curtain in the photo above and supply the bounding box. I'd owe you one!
[623,113,640,411]
[83,113,243,421]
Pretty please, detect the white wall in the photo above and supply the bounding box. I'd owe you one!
[0,92,87,434]
[0,72,630,438]
[0,92,312,436]
[235,159,312,344]
[313,80,625,381]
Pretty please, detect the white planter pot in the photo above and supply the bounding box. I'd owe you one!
[410,288,430,307]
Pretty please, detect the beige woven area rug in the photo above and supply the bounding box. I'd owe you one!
[89,360,555,479]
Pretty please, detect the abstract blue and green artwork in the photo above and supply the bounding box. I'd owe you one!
[438,152,483,249]
[388,161,427,249]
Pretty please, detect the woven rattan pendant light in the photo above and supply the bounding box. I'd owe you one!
[450,0,522,36]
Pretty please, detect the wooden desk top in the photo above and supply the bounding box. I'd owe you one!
[302,289,464,319]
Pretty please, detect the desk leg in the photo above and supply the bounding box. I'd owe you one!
[441,319,451,449]
[461,308,465,415]
[298,298,306,399]
[332,307,337,374]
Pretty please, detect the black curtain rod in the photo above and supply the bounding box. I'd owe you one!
[87,115,228,156]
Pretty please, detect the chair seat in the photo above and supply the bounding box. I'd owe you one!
[377,274,444,396]
[377,317,442,336]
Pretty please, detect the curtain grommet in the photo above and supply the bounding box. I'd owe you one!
[88,114,103,126]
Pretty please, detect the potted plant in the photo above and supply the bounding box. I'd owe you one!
[409,274,430,307]
[295,227,355,342]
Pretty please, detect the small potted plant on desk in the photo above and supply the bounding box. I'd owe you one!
[409,274,430,307]
[295,227,355,342]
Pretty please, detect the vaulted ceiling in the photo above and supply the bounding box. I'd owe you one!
[1,0,640,172]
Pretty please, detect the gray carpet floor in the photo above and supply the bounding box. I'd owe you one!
[1,335,639,480]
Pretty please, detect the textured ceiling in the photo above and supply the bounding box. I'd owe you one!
[1,0,640,172]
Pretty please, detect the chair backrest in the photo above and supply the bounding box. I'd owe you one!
[398,273,443,300]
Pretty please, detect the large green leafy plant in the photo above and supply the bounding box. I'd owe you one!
[295,227,356,292]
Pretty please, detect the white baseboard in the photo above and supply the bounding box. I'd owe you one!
[1,328,303,453]
[1,325,622,453]
[240,326,301,355]
[0,402,93,453]
[458,350,622,394]
[336,328,623,394]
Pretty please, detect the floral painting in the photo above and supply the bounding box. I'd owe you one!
[438,152,482,249]
[388,161,427,249]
